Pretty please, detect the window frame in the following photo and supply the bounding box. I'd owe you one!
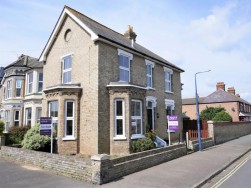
[63,100,75,139]
[131,99,143,139]
[61,54,73,84]
[118,49,133,83]
[36,107,42,124]
[25,108,32,126]
[27,72,33,94]
[145,60,155,89]
[7,79,12,98]
[37,72,43,92]
[14,110,20,127]
[15,79,22,97]
[49,101,58,137]
[114,99,126,140]
[5,110,10,132]
[164,67,173,93]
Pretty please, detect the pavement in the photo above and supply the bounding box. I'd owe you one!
[100,134,251,188]
[1,135,251,188]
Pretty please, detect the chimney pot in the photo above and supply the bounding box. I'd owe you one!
[124,25,137,44]
[227,87,235,95]
[216,82,225,91]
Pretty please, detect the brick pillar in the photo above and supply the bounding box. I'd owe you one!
[207,121,215,144]
[91,154,110,185]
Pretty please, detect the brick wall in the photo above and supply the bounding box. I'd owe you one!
[188,138,214,152]
[0,144,187,185]
[208,121,251,144]
[0,146,92,181]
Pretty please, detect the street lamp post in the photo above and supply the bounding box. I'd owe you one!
[195,70,211,151]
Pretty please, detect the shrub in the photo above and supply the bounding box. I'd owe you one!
[8,126,30,144]
[145,130,157,141]
[131,137,155,153]
[0,121,4,135]
[21,124,51,151]
[200,107,225,120]
[212,111,232,122]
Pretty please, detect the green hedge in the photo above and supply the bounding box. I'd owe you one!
[8,126,30,144]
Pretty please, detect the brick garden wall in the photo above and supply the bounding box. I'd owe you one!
[0,146,92,182]
[208,121,251,144]
[0,144,187,184]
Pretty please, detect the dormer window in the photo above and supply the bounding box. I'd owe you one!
[118,49,133,82]
[62,54,73,84]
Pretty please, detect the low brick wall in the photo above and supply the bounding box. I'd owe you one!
[188,138,214,152]
[208,121,251,144]
[0,146,92,182]
[92,144,187,184]
[0,144,187,185]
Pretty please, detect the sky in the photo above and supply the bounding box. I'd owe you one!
[1,0,251,102]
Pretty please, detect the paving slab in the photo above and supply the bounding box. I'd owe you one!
[101,134,251,188]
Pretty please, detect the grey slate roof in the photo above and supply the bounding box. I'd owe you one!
[4,54,42,70]
[65,6,184,72]
[182,89,251,105]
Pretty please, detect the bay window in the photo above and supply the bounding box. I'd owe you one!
[131,100,143,138]
[16,79,22,97]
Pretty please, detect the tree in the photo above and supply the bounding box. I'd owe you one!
[200,107,225,120]
[212,111,232,122]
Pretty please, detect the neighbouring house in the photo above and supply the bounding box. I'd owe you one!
[0,55,43,132]
[182,82,251,122]
[39,6,184,155]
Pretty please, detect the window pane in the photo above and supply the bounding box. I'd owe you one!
[16,80,21,88]
[67,102,73,117]
[16,88,21,97]
[29,73,33,82]
[15,111,19,120]
[64,57,72,70]
[50,101,58,117]
[119,55,129,68]
[131,101,141,116]
[165,71,170,80]
[147,65,151,75]
[119,69,129,82]
[63,71,71,83]
[38,83,43,92]
[116,119,123,135]
[147,76,152,87]
[66,120,73,136]
[116,101,122,116]
[39,73,43,81]
[166,82,171,92]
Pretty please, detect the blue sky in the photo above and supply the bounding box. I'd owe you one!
[1,0,251,102]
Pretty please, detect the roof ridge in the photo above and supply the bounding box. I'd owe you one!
[64,5,126,38]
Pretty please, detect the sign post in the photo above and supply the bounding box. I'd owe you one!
[40,117,53,154]
[167,115,179,146]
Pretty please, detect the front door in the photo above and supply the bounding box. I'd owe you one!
[147,101,154,131]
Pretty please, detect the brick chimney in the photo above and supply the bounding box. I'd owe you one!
[236,94,240,98]
[227,87,235,95]
[216,82,225,91]
[124,25,137,47]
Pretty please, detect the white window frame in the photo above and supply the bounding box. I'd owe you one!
[7,79,12,98]
[118,49,133,82]
[114,99,126,140]
[61,54,73,84]
[131,99,143,139]
[37,72,43,92]
[5,110,10,132]
[36,107,42,124]
[49,101,58,136]
[164,67,173,93]
[145,60,155,89]
[63,100,75,140]
[25,108,32,126]
[15,79,22,97]
[27,72,33,94]
[14,110,20,127]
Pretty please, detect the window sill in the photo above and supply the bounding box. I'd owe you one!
[62,137,76,141]
[113,136,127,141]
[146,87,155,90]
[131,134,145,140]
[165,91,174,94]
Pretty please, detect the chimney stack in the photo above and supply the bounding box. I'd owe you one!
[236,94,240,98]
[227,87,235,95]
[124,25,137,47]
[216,82,225,91]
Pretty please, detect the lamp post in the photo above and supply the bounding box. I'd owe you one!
[195,70,211,151]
